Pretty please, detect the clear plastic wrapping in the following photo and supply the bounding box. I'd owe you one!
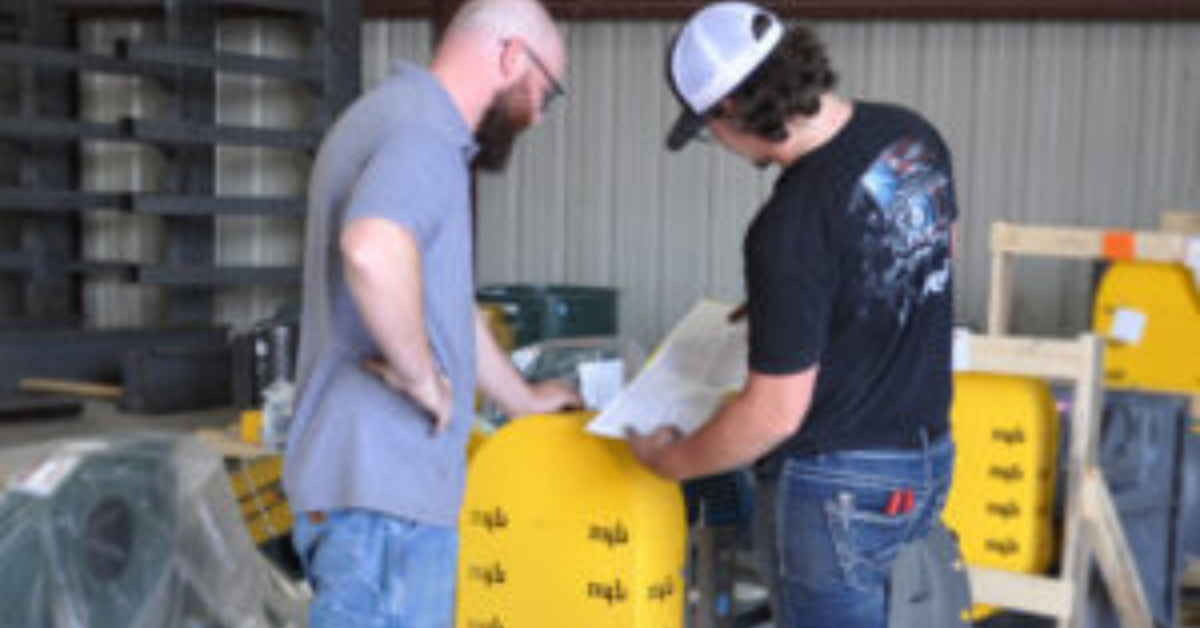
[478,336,646,428]
[0,432,307,628]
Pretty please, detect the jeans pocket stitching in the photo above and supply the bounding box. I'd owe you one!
[824,495,919,592]
[824,498,873,592]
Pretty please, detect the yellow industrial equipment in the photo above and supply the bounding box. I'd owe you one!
[944,373,1059,618]
[466,426,489,462]
[228,455,293,545]
[1093,261,1200,395]
[457,412,686,628]
[239,409,264,445]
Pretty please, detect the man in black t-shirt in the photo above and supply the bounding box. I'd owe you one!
[627,3,958,626]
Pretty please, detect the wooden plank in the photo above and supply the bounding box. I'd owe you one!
[991,222,1191,263]
[967,567,1074,619]
[1082,471,1155,628]
[1162,210,1200,234]
[1069,335,1104,470]
[18,378,123,400]
[958,334,1090,381]
[988,248,1012,334]
[195,426,267,460]
[1061,334,1104,628]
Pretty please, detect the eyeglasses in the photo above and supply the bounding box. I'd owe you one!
[504,38,566,113]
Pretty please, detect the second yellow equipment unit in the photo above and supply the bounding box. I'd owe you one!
[457,412,686,628]
[1093,261,1200,395]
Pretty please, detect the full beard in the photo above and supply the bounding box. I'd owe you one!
[473,84,533,173]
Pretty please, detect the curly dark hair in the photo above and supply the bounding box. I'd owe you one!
[725,22,838,143]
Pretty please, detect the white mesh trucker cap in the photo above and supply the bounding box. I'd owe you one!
[666,2,784,151]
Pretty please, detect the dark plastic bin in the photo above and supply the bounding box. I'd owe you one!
[476,284,618,348]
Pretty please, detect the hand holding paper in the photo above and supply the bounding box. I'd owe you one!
[587,300,747,439]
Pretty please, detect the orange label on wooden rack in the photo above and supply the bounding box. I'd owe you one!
[1102,231,1135,260]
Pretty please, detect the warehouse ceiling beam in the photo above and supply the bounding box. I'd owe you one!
[364,0,1200,21]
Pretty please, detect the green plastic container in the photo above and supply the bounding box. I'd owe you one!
[476,284,618,348]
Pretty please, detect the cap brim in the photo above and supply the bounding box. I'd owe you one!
[666,109,705,151]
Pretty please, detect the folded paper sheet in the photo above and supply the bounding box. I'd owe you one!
[588,300,747,439]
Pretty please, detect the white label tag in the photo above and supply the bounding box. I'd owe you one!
[9,454,82,498]
[579,359,626,411]
[1186,237,1200,288]
[952,327,971,372]
[1109,308,1147,345]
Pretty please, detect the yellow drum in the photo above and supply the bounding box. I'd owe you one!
[457,412,686,628]
[945,374,1059,618]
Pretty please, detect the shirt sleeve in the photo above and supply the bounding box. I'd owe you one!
[745,197,840,375]
[342,126,453,246]
[932,130,959,223]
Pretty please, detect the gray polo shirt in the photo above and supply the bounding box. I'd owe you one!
[283,61,478,527]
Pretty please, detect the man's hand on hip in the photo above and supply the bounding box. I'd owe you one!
[364,359,453,434]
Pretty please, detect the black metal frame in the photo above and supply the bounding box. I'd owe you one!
[0,0,360,330]
[0,1,358,414]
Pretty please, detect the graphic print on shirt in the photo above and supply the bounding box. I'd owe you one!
[852,137,954,323]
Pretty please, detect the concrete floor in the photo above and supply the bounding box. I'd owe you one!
[0,401,1196,628]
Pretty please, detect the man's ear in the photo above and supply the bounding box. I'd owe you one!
[497,38,526,86]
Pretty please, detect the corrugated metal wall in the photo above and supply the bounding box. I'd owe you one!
[361,19,1200,349]
[79,19,1200,347]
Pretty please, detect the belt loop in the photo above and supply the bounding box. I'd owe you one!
[920,428,932,487]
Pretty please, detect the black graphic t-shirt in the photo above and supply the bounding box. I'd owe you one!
[745,101,957,472]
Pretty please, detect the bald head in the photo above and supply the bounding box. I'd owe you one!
[442,0,563,66]
[431,0,565,137]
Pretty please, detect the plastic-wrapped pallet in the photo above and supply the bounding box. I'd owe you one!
[0,433,305,628]
[457,412,686,628]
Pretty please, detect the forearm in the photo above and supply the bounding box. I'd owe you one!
[655,394,791,480]
[649,368,817,481]
[474,310,534,416]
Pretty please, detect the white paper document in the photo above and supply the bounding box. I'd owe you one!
[579,359,626,411]
[587,300,748,439]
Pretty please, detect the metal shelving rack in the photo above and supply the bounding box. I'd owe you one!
[0,0,360,328]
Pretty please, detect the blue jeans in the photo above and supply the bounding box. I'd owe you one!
[292,509,458,628]
[754,433,955,628]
